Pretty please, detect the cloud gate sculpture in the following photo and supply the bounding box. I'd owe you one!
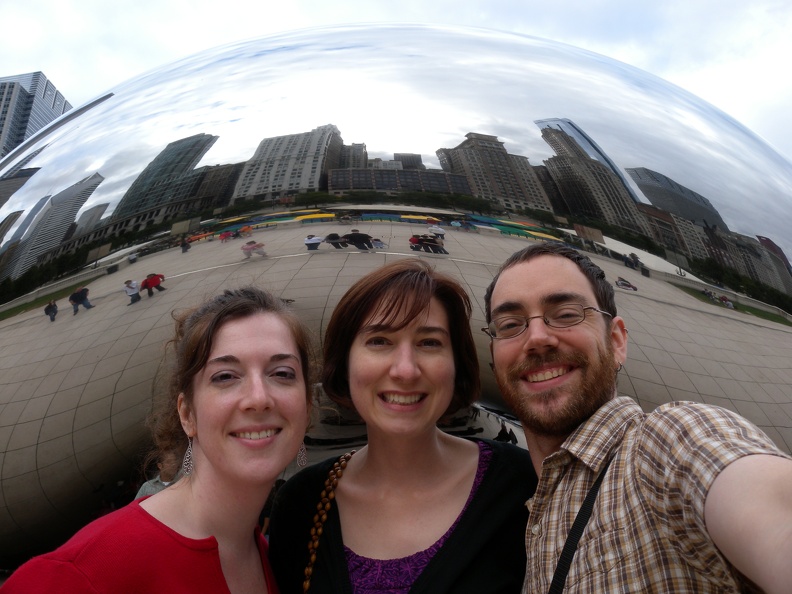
[1,24,792,565]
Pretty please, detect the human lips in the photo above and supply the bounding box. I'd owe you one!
[524,366,573,383]
[379,392,425,405]
[231,428,279,440]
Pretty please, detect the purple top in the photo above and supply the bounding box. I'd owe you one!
[344,441,493,593]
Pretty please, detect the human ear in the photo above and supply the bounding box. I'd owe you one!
[609,316,628,366]
[177,393,196,437]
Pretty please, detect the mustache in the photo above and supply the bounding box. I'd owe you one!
[506,350,588,379]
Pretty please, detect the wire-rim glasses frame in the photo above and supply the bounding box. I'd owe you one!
[482,304,613,339]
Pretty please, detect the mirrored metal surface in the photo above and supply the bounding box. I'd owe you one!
[2,24,792,256]
[2,24,792,566]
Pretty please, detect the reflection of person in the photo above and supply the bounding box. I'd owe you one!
[241,240,267,258]
[44,300,58,322]
[140,273,167,297]
[134,450,182,499]
[4,287,313,593]
[341,229,373,250]
[323,233,347,249]
[483,243,792,593]
[68,287,93,314]
[123,280,141,305]
[427,224,445,239]
[304,234,323,250]
[270,260,536,593]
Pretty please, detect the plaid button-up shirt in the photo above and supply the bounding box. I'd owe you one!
[522,397,786,593]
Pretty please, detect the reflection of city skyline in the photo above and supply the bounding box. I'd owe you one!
[2,115,791,296]
[1,25,791,274]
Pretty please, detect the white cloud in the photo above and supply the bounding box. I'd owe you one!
[2,0,791,162]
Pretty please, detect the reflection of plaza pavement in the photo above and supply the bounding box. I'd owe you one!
[1,221,791,564]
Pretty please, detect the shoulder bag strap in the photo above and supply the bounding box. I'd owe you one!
[547,456,613,594]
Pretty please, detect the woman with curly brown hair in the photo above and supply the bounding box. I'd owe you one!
[5,287,312,594]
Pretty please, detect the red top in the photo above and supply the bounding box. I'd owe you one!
[2,499,279,594]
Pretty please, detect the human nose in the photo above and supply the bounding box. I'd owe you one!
[243,375,274,410]
[389,343,421,381]
[520,316,558,352]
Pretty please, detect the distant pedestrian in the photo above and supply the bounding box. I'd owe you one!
[180,239,191,253]
[218,231,233,243]
[69,287,93,315]
[239,225,253,237]
[304,235,323,250]
[44,300,58,322]
[324,233,347,249]
[140,273,167,297]
[241,241,267,259]
[123,280,141,305]
[342,229,373,250]
[427,224,445,239]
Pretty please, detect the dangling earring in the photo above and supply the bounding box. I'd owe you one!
[616,362,624,374]
[182,437,194,475]
[297,442,308,467]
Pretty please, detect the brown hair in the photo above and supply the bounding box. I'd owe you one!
[484,243,617,321]
[321,259,479,416]
[146,287,313,471]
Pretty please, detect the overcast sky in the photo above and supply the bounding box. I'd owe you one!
[2,0,791,164]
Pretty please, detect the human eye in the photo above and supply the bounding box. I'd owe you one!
[418,336,445,348]
[495,317,524,333]
[548,305,583,324]
[270,366,298,381]
[210,371,238,384]
[364,336,391,347]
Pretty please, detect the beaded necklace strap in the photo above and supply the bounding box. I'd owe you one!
[303,451,356,593]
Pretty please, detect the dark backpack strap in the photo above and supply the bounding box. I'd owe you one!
[547,457,613,594]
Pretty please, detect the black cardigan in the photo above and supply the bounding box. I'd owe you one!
[269,438,537,594]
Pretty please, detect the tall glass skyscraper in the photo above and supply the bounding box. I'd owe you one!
[0,72,72,158]
[534,118,643,204]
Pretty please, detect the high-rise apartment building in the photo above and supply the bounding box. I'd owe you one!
[437,132,552,212]
[535,118,642,204]
[233,124,343,203]
[393,153,426,170]
[0,173,103,280]
[340,143,368,168]
[539,128,649,235]
[0,72,72,158]
[112,133,218,221]
[626,167,729,232]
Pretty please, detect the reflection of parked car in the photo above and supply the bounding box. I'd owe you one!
[137,241,172,257]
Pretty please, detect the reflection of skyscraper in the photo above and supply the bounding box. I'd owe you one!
[0,72,72,158]
[73,203,109,236]
[539,128,649,235]
[437,133,552,212]
[0,167,38,210]
[1,173,103,280]
[233,125,343,203]
[341,143,368,168]
[394,153,426,170]
[0,210,23,245]
[535,118,642,204]
[112,133,218,220]
[626,167,729,232]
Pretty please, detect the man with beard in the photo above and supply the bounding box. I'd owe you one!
[483,243,792,594]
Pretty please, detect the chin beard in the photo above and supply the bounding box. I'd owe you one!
[496,345,617,439]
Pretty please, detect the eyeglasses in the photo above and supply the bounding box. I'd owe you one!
[482,304,612,339]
